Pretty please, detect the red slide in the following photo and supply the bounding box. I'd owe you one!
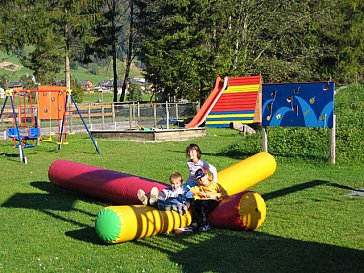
[185,76,227,128]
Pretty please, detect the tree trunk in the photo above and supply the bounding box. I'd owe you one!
[112,41,118,102]
[119,0,134,102]
[64,17,71,91]
[65,48,71,90]
[111,0,118,102]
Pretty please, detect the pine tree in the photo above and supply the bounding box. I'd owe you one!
[0,0,103,88]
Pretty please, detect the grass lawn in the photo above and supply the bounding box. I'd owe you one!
[0,128,363,273]
[81,91,115,104]
[80,91,152,104]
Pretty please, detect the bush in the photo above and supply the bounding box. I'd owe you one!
[127,83,143,101]
[335,84,364,162]
[70,80,84,103]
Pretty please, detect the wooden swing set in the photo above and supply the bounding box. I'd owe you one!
[0,86,100,163]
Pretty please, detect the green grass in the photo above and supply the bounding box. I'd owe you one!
[0,128,363,273]
[80,91,152,104]
[82,91,115,104]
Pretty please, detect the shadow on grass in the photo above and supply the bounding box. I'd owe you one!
[2,180,104,244]
[0,151,27,162]
[329,182,364,192]
[0,152,19,158]
[136,230,364,273]
[262,180,329,200]
[1,181,103,230]
[134,179,362,272]
[65,227,103,245]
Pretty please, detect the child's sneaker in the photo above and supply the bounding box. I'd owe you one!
[149,187,159,206]
[174,227,194,235]
[137,189,148,205]
[198,225,212,232]
[187,222,198,232]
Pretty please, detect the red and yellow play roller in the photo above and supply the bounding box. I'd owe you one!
[48,152,276,243]
[95,191,267,243]
[96,205,192,243]
[217,151,277,195]
[208,191,267,230]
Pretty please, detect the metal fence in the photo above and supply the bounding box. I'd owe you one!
[0,101,198,139]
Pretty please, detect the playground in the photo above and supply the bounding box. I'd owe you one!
[0,83,363,272]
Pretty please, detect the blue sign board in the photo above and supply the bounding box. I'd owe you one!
[262,82,335,128]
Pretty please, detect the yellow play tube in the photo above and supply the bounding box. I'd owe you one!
[217,152,276,196]
[95,152,276,243]
[96,205,192,243]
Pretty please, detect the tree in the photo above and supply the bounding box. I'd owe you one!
[134,0,344,105]
[134,0,218,102]
[337,0,364,83]
[218,0,340,82]
[126,83,142,101]
[119,0,136,102]
[92,0,140,102]
[93,0,131,102]
[0,1,103,89]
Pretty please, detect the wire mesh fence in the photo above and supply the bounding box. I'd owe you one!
[0,101,198,140]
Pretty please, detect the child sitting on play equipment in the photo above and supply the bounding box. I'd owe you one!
[185,143,218,187]
[137,172,194,215]
[188,168,227,232]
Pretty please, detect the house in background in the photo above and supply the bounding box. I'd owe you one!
[79,80,94,91]
[93,77,151,94]
[94,80,123,93]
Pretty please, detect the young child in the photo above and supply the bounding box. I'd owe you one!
[188,168,226,232]
[185,143,218,187]
[137,172,194,215]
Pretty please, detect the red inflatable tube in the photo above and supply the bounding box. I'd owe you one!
[208,191,266,230]
[49,160,267,231]
[48,160,168,204]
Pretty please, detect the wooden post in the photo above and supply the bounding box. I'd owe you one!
[137,101,140,118]
[129,103,132,129]
[329,114,336,164]
[112,103,115,123]
[262,127,268,152]
[88,104,91,126]
[153,103,157,128]
[166,101,169,129]
[175,103,179,121]
[69,104,73,133]
[101,105,105,129]
[133,102,137,128]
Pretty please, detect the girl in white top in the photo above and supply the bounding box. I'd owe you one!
[184,144,218,187]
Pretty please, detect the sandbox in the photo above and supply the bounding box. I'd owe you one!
[90,127,206,141]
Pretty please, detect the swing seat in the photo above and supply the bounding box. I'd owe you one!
[7,127,25,141]
[7,127,27,148]
[40,135,53,142]
[24,127,40,148]
[28,127,40,140]
[7,127,40,148]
